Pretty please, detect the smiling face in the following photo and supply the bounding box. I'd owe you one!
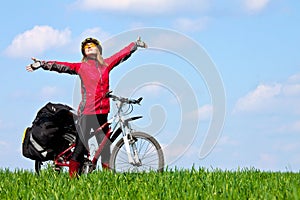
[84,42,99,56]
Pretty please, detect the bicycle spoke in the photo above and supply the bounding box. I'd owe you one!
[111,132,164,173]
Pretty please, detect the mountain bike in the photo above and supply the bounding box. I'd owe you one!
[35,92,165,174]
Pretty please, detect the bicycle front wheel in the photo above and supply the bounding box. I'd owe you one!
[109,132,164,173]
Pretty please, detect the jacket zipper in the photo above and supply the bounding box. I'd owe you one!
[96,61,103,113]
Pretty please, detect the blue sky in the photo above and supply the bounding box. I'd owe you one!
[1,0,300,172]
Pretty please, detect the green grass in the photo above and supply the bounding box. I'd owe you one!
[1,168,300,199]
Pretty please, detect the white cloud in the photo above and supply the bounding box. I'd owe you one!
[277,120,300,133]
[163,143,198,162]
[73,0,210,14]
[244,0,270,13]
[80,27,110,42]
[287,74,300,83]
[187,104,213,121]
[274,141,300,153]
[150,32,190,51]
[5,25,71,58]
[282,75,300,97]
[282,84,300,97]
[173,17,210,32]
[233,73,300,115]
[233,83,281,113]
[72,0,273,16]
[135,82,165,97]
[218,135,239,146]
[198,104,213,120]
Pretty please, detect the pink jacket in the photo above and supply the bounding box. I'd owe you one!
[42,42,137,115]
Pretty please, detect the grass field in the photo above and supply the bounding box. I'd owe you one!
[1,167,299,199]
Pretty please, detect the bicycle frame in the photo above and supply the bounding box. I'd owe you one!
[54,143,75,168]
[91,99,143,166]
[52,93,143,170]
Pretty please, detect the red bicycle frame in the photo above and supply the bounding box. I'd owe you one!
[91,122,112,165]
[53,121,115,169]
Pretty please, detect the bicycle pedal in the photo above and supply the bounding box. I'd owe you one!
[81,160,95,174]
[54,166,61,171]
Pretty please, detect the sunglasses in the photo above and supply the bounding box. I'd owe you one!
[84,43,97,49]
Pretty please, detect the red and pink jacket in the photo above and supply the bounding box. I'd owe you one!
[41,42,137,115]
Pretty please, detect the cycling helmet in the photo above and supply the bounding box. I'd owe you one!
[81,37,102,56]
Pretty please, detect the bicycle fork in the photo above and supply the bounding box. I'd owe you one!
[123,134,141,166]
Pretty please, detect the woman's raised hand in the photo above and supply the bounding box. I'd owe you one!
[26,57,43,72]
[136,36,148,48]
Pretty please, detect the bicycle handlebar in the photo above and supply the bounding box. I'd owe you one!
[106,91,143,105]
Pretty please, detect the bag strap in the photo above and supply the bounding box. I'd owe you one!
[29,134,48,158]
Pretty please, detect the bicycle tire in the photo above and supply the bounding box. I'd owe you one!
[35,160,60,174]
[109,132,164,173]
[35,133,75,174]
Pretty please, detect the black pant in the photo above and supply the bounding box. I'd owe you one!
[72,114,111,164]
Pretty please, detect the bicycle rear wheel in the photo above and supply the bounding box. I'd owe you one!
[109,132,164,173]
[35,160,61,174]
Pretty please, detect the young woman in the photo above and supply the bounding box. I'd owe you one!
[26,37,147,177]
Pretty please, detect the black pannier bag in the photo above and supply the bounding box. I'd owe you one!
[22,102,77,161]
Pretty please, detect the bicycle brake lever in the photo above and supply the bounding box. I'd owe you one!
[137,97,143,104]
[105,91,113,97]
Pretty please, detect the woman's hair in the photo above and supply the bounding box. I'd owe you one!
[81,47,108,66]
